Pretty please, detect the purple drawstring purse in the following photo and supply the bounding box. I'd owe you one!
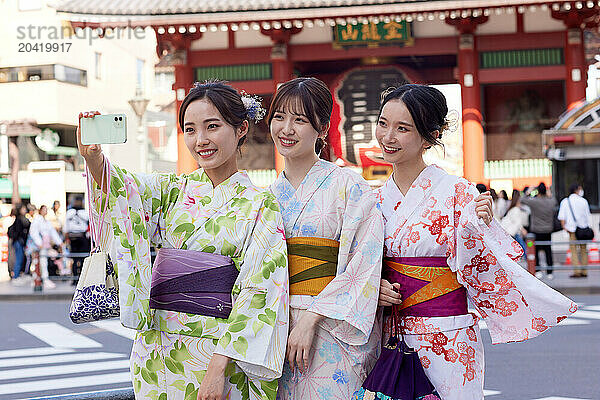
[354,305,441,400]
[149,248,239,319]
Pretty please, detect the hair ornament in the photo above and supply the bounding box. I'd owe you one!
[444,110,460,133]
[240,92,266,123]
[380,86,397,103]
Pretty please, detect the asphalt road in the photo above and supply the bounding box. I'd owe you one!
[1,296,599,400]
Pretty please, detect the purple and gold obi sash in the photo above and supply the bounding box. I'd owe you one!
[383,257,467,317]
[149,248,239,319]
[287,237,339,296]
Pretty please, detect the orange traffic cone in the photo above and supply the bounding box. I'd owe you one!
[565,248,571,265]
[589,241,600,264]
[0,231,8,263]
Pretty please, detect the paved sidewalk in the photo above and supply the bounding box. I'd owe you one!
[0,268,599,301]
[0,276,77,301]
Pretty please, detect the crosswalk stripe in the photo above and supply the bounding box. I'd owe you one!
[0,371,132,395]
[1,352,126,368]
[26,387,134,400]
[556,318,591,326]
[0,347,74,359]
[19,323,102,348]
[479,318,590,330]
[484,389,501,396]
[582,305,600,311]
[533,397,592,400]
[572,310,600,319]
[91,320,136,340]
[0,359,130,380]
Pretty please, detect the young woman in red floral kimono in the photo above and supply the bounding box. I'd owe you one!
[374,84,577,400]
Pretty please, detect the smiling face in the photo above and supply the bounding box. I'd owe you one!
[375,99,431,165]
[270,97,326,161]
[183,99,246,173]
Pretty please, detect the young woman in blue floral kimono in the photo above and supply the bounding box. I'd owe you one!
[77,81,289,400]
[268,78,494,400]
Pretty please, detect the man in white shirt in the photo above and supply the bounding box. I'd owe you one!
[558,183,592,278]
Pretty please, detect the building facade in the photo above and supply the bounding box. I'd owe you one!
[0,0,177,206]
[55,0,599,189]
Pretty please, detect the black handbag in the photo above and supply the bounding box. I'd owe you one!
[567,198,594,240]
[552,210,562,233]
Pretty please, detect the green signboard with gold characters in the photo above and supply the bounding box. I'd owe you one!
[334,21,413,47]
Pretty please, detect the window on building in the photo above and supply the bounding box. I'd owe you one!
[154,71,174,93]
[95,52,102,80]
[0,64,87,86]
[136,59,145,92]
[54,65,87,86]
[554,159,600,211]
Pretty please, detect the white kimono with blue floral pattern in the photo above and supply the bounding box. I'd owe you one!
[270,160,384,400]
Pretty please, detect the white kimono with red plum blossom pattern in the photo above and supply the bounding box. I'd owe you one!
[375,164,577,400]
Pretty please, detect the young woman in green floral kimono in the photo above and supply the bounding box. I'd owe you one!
[77,81,289,400]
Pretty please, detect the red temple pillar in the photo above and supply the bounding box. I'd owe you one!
[174,60,196,174]
[271,42,291,174]
[552,10,594,110]
[154,29,202,174]
[262,28,301,173]
[447,17,488,184]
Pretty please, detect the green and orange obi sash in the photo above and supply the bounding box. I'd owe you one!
[287,237,339,296]
[383,257,467,317]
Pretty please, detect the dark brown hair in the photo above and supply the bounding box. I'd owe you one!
[178,80,248,147]
[379,84,448,149]
[507,189,521,212]
[267,77,333,154]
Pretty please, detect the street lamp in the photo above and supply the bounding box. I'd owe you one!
[128,86,150,173]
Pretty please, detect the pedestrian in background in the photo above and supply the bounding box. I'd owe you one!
[495,189,510,218]
[46,200,64,236]
[476,183,487,193]
[64,195,90,284]
[27,205,63,289]
[558,183,592,278]
[501,190,529,258]
[521,182,557,279]
[8,204,30,284]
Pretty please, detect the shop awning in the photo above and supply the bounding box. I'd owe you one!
[0,120,41,137]
[0,178,30,199]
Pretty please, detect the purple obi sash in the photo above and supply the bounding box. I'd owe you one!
[383,256,467,318]
[149,248,239,319]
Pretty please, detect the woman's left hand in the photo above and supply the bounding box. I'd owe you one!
[475,191,493,226]
[286,310,322,373]
[197,354,229,400]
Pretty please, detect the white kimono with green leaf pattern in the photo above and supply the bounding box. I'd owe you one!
[93,166,289,400]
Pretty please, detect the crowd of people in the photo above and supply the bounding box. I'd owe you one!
[6,197,91,288]
[477,181,593,279]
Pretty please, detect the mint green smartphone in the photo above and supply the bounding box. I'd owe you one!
[80,114,127,145]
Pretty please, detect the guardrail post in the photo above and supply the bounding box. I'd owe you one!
[526,233,536,276]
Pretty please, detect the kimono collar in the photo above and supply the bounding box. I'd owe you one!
[380,164,447,224]
[271,159,337,234]
[188,169,252,204]
[271,159,335,199]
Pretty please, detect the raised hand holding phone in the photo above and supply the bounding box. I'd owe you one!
[77,111,107,193]
[80,113,127,145]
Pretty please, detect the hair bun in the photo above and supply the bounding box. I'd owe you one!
[240,92,266,123]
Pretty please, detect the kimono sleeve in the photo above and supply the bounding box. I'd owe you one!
[448,180,578,344]
[307,180,384,346]
[90,162,178,330]
[213,193,289,380]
